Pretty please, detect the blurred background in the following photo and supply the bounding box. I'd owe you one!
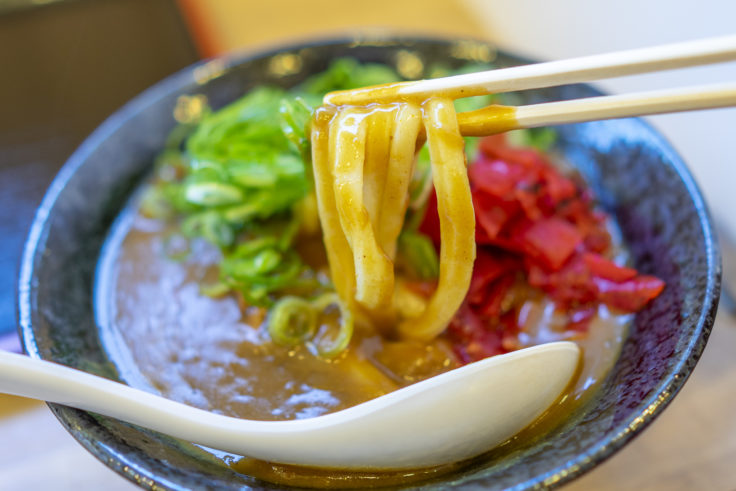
[0,1,734,489]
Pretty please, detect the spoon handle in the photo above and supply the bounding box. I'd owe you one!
[0,350,199,423]
[0,343,580,469]
[0,350,268,452]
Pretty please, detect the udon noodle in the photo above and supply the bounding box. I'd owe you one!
[311,97,475,340]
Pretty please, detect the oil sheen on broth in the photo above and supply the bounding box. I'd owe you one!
[96,186,629,485]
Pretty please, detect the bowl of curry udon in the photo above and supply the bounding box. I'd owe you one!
[18,38,720,490]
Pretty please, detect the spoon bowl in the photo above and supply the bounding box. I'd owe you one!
[0,342,579,469]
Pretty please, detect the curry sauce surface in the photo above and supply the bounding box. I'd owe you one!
[97,206,628,487]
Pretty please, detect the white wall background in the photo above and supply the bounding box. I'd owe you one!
[464,0,736,240]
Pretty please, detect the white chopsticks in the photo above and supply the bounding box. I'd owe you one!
[399,35,736,101]
[457,82,736,136]
[324,35,736,106]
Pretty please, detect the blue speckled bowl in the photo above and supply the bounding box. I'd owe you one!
[17,38,720,489]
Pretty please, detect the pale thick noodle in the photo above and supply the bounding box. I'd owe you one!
[311,97,475,340]
[330,109,394,315]
[310,107,356,308]
[379,104,422,260]
[363,106,394,232]
[398,98,475,339]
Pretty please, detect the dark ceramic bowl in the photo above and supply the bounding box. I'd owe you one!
[18,38,720,489]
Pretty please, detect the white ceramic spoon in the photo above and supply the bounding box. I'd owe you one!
[0,341,579,469]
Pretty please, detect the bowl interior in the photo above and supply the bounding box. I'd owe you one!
[18,38,720,490]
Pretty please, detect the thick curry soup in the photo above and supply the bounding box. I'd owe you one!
[95,58,663,487]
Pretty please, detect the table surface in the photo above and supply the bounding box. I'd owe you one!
[2,1,735,490]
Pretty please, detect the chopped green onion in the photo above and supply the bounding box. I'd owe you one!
[268,296,317,346]
[220,239,304,306]
[295,58,400,96]
[228,161,279,187]
[279,97,313,161]
[397,231,439,280]
[184,182,245,206]
[139,186,174,220]
[182,211,235,247]
[200,281,231,298]
[161,233,190,262]
[221,202,259,223]
[251,249,281,274]
[266,293,353,358]
[311,293,354,358]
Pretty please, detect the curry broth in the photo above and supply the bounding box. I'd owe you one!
[99,211,462,421]
[96,195,628,486]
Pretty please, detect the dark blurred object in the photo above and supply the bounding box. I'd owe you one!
[0,0,198,341]
[718,224,736,316]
